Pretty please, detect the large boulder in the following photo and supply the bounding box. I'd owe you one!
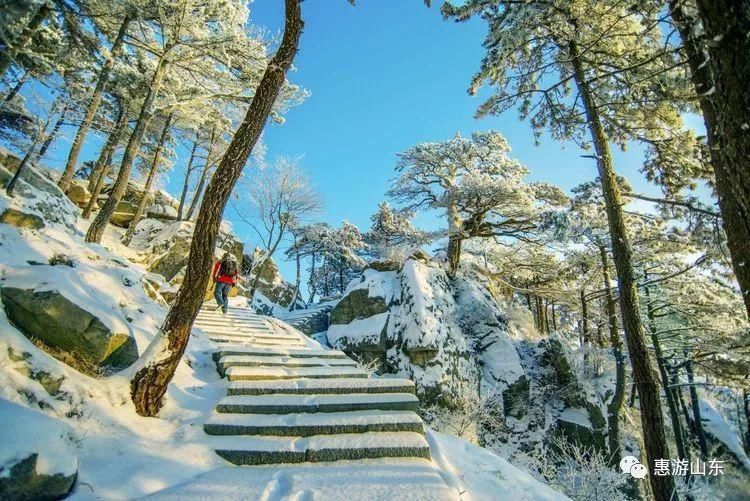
[128,219,243,282]
[147,202,178,222]
[0,163,78,232]
[1,286,138,374]
[287,303,334,336]
[328,260,476,407]
[245,252,298,308]
[0,399,78,501]
[0,208,44,229]
[65,180,90,208]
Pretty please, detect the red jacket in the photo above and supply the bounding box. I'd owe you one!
[213,260,236,285]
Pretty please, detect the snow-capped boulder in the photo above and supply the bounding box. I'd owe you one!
[0,399,78,500]
[454,274,529,419]
[147,202,178,221]
[245,252,298,308]
[66,179,91,208]
[0,163,78,232]
[0,266,138,374]
[329,260,476,406]
[540,337,607,452]
[129,219,243,282]
[0,207,45,229]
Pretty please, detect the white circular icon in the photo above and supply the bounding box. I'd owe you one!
[619,456,639,474]
[630,463,648,479]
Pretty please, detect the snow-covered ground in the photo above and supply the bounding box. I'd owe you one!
[0,170,569,499]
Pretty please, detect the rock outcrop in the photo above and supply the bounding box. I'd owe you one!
[328,260,476,407]
[0,399,78,500]
[245,252,298,308]
[1,286,138,374]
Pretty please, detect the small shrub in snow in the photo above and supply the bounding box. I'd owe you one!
[423,384,505,444]
[526,434,627,501]
[48,253,77,268]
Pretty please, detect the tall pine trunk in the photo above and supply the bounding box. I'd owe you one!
[0,3,50,79]
[601,244,625,466]
[569,39,677,501]
[83,104,129,219]
[644,281,689,466]
[670,1,750,319]
[129,0,304,417]
[580,288,589,347]
[85,57,169,244]
[36,104,68,160]
[176,140,198,220]
[4,72,28,102]
[59,15,131,192]
[122,113,173,245]
[5,133,42,196]
[184,129,218,220]
[685,354,709,459]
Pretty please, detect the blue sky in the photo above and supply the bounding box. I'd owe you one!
[20,0,689,283]
[235,0,664,278]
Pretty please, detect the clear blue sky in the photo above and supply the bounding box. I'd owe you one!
[22,0,684,283]
[233,0,663,279]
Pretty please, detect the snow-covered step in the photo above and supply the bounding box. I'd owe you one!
[195,322,274,333]
[218,355,358,372]
[227,378,416,396]
[208,431,430,465]
[210,339,306,349]
[225,365,367,381]
[215,393,420,415]
[197,314,269,324]
[204,409,424,436]
[213,346,347,361]
[207,334,303,345]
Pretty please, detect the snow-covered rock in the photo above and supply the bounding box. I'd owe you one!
[0,398,78,500]
[244,250,298,308]
[0,162,78,232]
[329,260,476,406]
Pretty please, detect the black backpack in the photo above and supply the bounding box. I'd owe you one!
[220,255,238,277]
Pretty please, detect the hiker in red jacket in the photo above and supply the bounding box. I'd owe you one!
[212,253,238,314]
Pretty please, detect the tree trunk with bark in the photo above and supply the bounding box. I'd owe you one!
[601,244,626,466]
[184,127,219,221]
[685,354,709,459]
[670,0,750,319]
[122,113,173,245]
[36,104,68,160]
[580,288,589,347]
[4,72,28,102]
[83,103,128,219]
[0,3,51,79]
[85,57,169,244]
[644,282,689,466]
[59,15,131,193]
[5,133,41,196]
[569,39,677,501]
[446,234,462,278]
[129,0,303,417]
[176,140,198,220]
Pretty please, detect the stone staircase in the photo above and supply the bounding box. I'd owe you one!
[196,306,432,466]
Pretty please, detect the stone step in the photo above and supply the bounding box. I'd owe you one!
[225,366,367,381]
[195,322,274,333]
[209,431,431,465]
[203,331,299,342]
[215,393,420,414]
[213,347,347,362]
[207,334,303,345]
[218,355,358,372]
[227,378,416,396]
[210,339,306,349]
[198,313,268,323]
[204,409,424,436]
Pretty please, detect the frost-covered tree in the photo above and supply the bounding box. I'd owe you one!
[364,202,430,261]
[444,2,689,496]
[234,157,322,300]
[388,130,564,276]
[129,0,304,417]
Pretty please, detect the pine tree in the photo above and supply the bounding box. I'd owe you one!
[443,2,686,498]
[129,0,304,417]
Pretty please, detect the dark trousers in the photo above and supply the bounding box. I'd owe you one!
[214,282,230,312]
